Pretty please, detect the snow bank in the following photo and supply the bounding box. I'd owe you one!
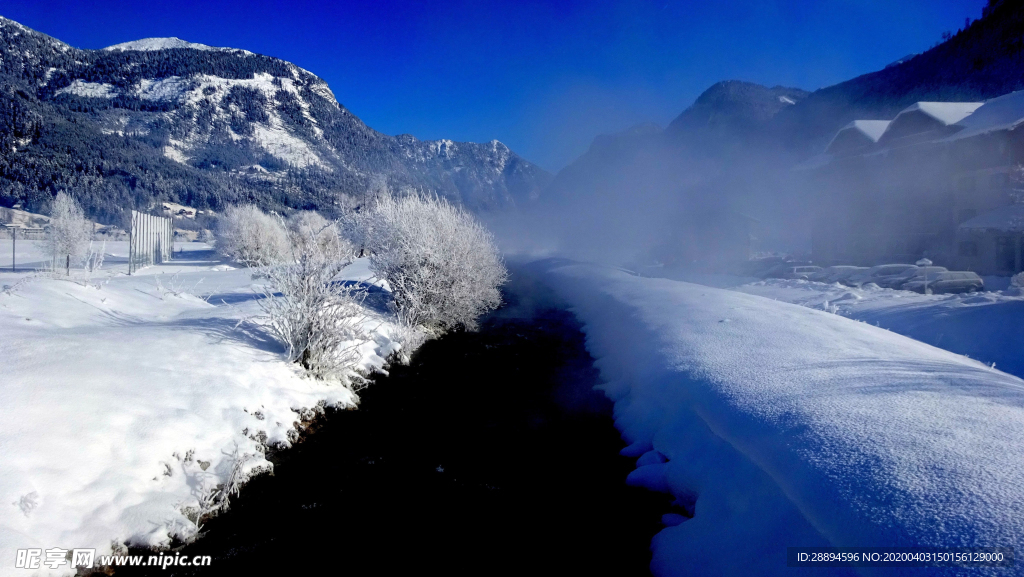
[0,250,399,576]
[542,263,1024,576]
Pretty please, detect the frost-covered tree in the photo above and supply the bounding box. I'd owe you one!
[259,222,365,384]
[216,204,291,267]
[47,192,91,274]
[362,192,508,333]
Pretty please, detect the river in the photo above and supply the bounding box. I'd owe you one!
[115,264,669,576]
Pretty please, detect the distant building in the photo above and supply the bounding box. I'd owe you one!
[955,204,1024,273]
[807,91,1024,275]
[825,120,890,155]
[161,202,198,219]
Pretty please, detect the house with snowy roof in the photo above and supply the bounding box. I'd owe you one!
[876,102,983,145]
[825,120,890,156]
[808,92,1024,274]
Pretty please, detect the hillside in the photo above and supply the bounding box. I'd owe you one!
[539,0,1024,258]
[0,17,550,224]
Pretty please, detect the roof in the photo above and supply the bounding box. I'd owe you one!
[959,204,1024,232]
[903,102,984,126]
[879,101,983,143]
[845,120,891,141]
[945,90,1024,142]
[825,120,891,154]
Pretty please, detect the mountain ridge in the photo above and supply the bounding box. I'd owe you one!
[0,16,551,223]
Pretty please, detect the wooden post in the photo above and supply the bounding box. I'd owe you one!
[65,253,69,276]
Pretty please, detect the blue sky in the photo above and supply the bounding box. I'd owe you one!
[2,0,988,171]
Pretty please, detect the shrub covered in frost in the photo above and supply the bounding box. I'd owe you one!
[259,220,366,384]
[216,204,291,267]
[362,192,508,333]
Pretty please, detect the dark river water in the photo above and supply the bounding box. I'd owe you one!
[114,265,669,576]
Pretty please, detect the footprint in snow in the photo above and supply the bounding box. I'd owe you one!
[15,492,39,516]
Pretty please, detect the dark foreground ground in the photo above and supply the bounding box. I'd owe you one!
[114,266,669,576]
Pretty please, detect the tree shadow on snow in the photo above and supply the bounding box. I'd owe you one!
[204,292,269,306]
[153,316,286,356]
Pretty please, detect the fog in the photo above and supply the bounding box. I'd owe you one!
[488,100,821,272]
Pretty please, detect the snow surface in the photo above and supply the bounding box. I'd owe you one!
[55,80,118,99]
[737,277,1024,382]
[253,123,324,170]
[0,246,401,576]
[137,76,191,102]
[543,263,1024,576]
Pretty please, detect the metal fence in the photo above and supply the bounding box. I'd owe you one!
[129,210,173,273]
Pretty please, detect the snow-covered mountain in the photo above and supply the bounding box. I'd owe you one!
[0,17,550,222]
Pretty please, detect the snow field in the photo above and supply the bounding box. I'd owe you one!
[0,247,400,576]
[543,263,1024,576]
[737,278,1024,380]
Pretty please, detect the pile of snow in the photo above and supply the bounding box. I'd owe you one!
[0,247,400,576]
[737,278,1024,381]
[542,263,1024,575]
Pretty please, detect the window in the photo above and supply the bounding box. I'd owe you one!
[959,241,979,257]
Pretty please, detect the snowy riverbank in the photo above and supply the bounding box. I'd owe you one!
[543,262,1024,576]
[0,245,400,576]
